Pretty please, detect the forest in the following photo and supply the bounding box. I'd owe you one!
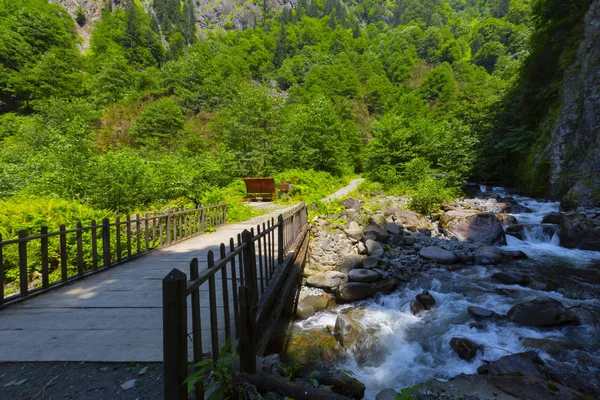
[0,0,590,232]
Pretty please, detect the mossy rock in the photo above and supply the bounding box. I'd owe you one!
[282,327,345,373]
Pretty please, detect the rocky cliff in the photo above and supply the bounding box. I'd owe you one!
[547,0,600,209]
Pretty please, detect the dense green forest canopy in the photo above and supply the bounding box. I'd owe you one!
[0,0,584,222]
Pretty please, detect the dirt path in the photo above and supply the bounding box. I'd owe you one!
[323,178,364,202]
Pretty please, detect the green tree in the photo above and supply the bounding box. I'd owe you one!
[131,98,185,148]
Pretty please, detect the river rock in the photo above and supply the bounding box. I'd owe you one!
[419,246,457,264]
[403,235,416,245]
[410,300,426,314]
[348,269,380,283]
[365,239,384,257]
[474,245,510,265]
[363,224,390,243]
[282,327,344,372]
[392,209,430,229]
[450,337,481,361]
[306,271,348,289]
[385,222,403,235]
[339,253,363,274]
[441,211,506,245]
[467,306,501,320]
[506,223,526,240]
[558,214,600,250]
[356,241,366,254]
[362,256,379,269]
[411,290,436,314]
[344,228,364,241]
[296,289,333,319]
[376,388,398,400]
[493,271,530,285]
[312,368,366,400]
[337,282,377,302]
[507,297,580,327]
[496,213,518,226]
[542,212,564,225]
[372,278,399,294]
[334,314,364,349]
[502,249,528,260]
[370,213,388,229]
[477,351,546,378]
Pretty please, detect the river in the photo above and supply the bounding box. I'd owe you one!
[296,188,600,398]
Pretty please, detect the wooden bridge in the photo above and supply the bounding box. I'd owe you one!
[0,202,310,398]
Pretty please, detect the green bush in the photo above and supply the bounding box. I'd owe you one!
[409,176,454,214]
[274,169,349,204]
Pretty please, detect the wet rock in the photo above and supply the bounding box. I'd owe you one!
[365,239,384,257]
[375,388,397,400]
[454,251,474,264]
[312,368,366,400]
[450,337,481,361]
[349,269,380,283]
[523,338,584,356]
[337,282,377,302]
[494,288,522,297]
[306,271,348,290]
[559,214,600,251]
[334,314,364,349]
[372,278,399,294]
[493,271,530,285]
[507,297,580,327]
[362,256,379,269]
[296,289,333,319]
[282,327,344,372]
[419,246,457,264]
[411,289,436,314]
[339,253,363,274]
[477,351,546,378]
[474,245,510,265]
[467,306,501,320]
[410,300,426,314]
[542,212,564,225]
[496,213,518,226]
[441,211,506,245]
[506,223,526,240]
[363,224,390,243]
[502,249,528,260]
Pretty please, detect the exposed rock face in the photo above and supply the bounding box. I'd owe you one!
[545,0,600,208]
[507,297,580,327]
[558,213,600,250]
[441,211,506,245]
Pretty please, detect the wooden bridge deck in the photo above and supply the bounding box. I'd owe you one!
[0,206,296,362]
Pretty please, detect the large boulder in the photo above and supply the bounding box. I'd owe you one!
[296,290,334,319]
[558,214,600,251]
[411,289,436,314]
[372,278,399,294]
[344,228,364,242]
[542,212,564,225]
[477,351,546,378]
[281,327,344,372]
[337,282,377,302]
[474,246,510,265]
[362,256,379,269]
[365,239,384,257]
[306,271,348,290]
[334,313,365,349]
[348,269,380,283]
[450,337,481,361]
[441,211,506,245]
[392,209,431,231]
[507,297,580,327]
[419,246,457,264]
[363,224,390,243]
[370,214,388,229]
[339,253,363,274]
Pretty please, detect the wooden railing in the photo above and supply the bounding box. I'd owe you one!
[0,203,227,307]
[162,203,309,400]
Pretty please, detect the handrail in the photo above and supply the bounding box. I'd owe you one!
[1,202,227,307]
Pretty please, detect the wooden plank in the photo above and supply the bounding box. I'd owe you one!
[40,227,49,288]
[162,268,188,400]
[19,230,28,297]
[208,251,219,360]
[189,258,204,400]
[59,225,67,282]
[239,373,352,400]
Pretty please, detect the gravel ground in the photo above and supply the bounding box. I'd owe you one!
[323,178,364,202]
[0,362,164,400]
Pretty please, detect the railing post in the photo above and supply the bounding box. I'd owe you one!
[162,268,188,400]
[76,222,84,277]
[277,215,284,265]
[18,230,28,297]
[59,225,67,282]
[165,209,171,245]
[41,227,49,288]
[242,229,257,303]
[102,218,111,268]
[239,285,257,374]
[223,203,227,225]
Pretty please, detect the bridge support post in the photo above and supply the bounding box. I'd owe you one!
[162,268,188,400]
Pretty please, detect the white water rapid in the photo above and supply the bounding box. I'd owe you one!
[296,189,600,399]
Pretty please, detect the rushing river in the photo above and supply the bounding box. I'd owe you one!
[296,188,600,399]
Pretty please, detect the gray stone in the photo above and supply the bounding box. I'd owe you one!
[373,278,399,294]
[450,337,480,361]
[349,269,380,283]
[347,220,361,230]
[419,246,457,264]
[120,379,136,390]
[344,228,364,241]
[416,290,436,309]
[339,253,363,274]
[356,241,367,254]
[467,306,500,320]
[410,299,426,314]
[370,214,388,229]
[363,224,390,243]
[493,272,530,285]
[507,297,580,327]
[385,223,403,235]
[334,314,365,350]
[542,212,564,225]
[441,211,506,245]
[362,256,379,269]
[365,239,384,257]
[474,246,510,265]
[306,271,348,289]
[403,235,416,245]
[337,282,377,302]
